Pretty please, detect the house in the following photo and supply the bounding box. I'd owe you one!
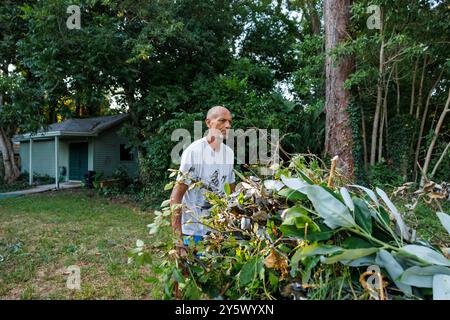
[13,114,138,187]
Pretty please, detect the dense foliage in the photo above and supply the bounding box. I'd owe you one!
[130,156,450,300]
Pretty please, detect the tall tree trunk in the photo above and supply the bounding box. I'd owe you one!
[359,93,369,172]
[307,1,321,36]
[324,0,355,178]
[394,62,400,114]
[370,13,385,166]
[409,58,418,115]
[0,131,20,184]
[378,105,385,162]
[415,56,428,120]
[420,87,450,186]
[413,69,444,181]
[0,94,21,184]
[378,67,393,163]
[408,56,427,179]
[431,141,450,179]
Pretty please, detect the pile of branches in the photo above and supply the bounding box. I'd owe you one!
[130,155,450,300]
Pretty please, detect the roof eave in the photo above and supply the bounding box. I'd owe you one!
[92,114,130,135]
[13,131,96,142]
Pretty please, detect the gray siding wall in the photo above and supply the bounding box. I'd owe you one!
[19,140,72,181]
[19,140,56,178]
[93,125,138,178]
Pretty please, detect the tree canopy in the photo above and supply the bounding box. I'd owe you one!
[0,0,448,195]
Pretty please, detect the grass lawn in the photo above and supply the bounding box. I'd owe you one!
[0,188,448,300]
[0,189,159,300]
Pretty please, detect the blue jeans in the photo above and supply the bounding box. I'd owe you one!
[182,235,203,246]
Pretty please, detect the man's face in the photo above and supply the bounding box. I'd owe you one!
[206,110,233,139]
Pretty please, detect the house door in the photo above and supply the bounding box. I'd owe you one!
[69,142,88,181]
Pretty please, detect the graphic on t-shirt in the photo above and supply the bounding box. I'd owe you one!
[209,170,219,192]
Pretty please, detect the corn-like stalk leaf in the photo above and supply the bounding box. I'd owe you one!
[400,266,450,288]
[433,274,450,300]
[401,245,450,267]
[376,249,412,295]
[340,187,354,211]
[304,185,356,229]
[436,212,450,235]
[321,248,379,264]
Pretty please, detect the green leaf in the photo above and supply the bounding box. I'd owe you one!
[169,170,178,178]
[349,184,380,207]
[279,223,334,241]
[281,207,319,231]
[377,206,392,227]
[268,271,279,289]
[400,266,450,288]
[172,268,185,284]
[280,175,309,193]
[183,281,202,300]
[164,182,174,191]
[376,249,412,295]
[224,182,231,197]
[277,188,307,202]
[300,243,343,257]
[343,255,377,267]
[160,199,170,208]
[264,180,284,191]
[376,187,411,241]
[144,277,159,284]
[340,187,354,211]
[353,198,373,234]
[401,245,450,267]
[129,247,142,255]
[304,185,356,229]
[436,212,450,235]
[433,274,450,300]
[291,243,342,270]
[321,248,379,264]
[296,170,314,184]
[342,236,373,249]
[238,256,260,287]
[135,254,145,265]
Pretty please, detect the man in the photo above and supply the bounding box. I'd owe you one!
[170,106,236,251]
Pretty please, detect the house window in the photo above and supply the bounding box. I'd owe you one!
[120,144,134,161]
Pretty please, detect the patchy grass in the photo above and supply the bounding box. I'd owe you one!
[404,201,450,248]
[0,189,161,299]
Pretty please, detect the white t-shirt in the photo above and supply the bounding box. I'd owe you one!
[176,137,235,236]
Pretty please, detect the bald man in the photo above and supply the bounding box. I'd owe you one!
[170,106,236,250]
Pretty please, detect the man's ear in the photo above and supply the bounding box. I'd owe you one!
[205,118,211,128]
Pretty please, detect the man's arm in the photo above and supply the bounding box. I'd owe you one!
[170,182,188,243]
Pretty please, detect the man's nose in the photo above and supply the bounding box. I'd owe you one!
[225,121,231,129]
